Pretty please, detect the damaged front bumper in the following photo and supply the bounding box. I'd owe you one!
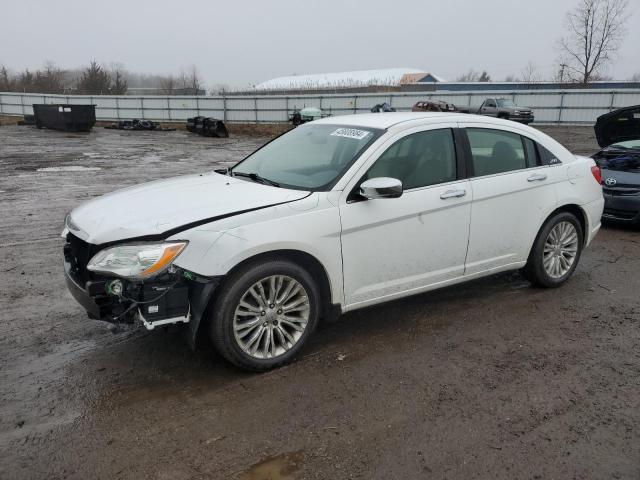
[63,234,221,345]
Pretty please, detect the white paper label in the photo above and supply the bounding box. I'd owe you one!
[330,128,371,140]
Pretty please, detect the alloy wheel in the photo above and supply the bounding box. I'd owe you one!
[233,275,310,359]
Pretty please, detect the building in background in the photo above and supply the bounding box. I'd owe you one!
[251,68,438,94]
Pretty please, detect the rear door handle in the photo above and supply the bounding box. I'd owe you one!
[527,173,547,182]
[440,189,466,199]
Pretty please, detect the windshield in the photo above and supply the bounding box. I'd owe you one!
[497,99,516,107]
[232,124,382,190]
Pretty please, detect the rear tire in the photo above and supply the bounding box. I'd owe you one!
[209,259,320,371]
[521,211,584,288]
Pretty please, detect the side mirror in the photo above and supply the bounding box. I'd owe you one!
[360,177,403,200]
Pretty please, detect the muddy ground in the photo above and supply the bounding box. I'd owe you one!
[0,124,638,480]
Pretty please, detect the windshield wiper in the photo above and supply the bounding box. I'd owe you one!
[232,171,280,187]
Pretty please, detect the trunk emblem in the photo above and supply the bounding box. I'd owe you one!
[604,178,617,186]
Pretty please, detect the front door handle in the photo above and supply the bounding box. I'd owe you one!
[527,173,547,182]
[440,189,466,199]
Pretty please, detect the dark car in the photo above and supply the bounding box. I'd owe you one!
[411,100,458,112]
[592,105,640,224]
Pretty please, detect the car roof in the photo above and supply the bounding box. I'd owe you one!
[312,112,461,129]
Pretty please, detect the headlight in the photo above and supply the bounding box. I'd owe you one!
[87,242,187,279]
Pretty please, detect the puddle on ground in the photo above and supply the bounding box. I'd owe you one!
[37,166,102,172]
[238,450,304,480]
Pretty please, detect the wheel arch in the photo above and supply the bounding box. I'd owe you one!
[207,248,338,329]
[527,203,589,261]
[553,203,588,245]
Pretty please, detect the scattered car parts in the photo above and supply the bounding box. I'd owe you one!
[186,116,229,137]
[370,103,396,113]
[105,119,176,131]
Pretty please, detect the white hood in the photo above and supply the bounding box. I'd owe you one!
[68,172,309,244]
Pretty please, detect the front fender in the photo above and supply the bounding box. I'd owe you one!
[172,199,344,306]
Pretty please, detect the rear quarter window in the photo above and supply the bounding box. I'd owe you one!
[537,144,562,165]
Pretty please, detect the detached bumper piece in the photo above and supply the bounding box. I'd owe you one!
[186,116,229,138]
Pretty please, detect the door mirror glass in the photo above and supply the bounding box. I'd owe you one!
[360,177,403,199]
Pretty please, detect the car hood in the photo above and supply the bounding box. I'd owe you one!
[594,104,640,148]
[67,172,310,245]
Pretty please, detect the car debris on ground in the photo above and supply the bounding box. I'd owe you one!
[186,116,229,137]
[105,119,176,131]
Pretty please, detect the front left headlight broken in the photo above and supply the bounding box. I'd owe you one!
[87,241,187,279]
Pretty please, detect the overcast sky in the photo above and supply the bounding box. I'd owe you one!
[2,0,638,88]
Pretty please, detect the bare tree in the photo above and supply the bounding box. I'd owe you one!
[630,72,640,82]
[558,0,629,84]
[0,64,14,91]
[456,69,491,82]
[520,61,543,83]
[159,74,176,95]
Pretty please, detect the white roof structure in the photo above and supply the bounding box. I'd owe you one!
[254,68,426,91]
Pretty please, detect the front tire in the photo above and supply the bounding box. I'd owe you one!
[210,259,320,371]
[522,211,584,288]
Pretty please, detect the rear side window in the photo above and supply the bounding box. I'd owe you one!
[467,128,526,176]
[365,128,457,190]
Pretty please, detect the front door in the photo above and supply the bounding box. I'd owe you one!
[339,126,472,309]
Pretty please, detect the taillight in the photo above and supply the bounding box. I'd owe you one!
[591,165,602,184]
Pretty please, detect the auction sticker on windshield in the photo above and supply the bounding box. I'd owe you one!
[330,128,371,140]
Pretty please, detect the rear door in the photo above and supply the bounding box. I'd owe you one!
[461,123,563,275]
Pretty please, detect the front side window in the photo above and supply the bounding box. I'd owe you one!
[485,100,496,108]
[364,128,457,190]
[497,99,515,108]
[233,124,382,190]
[467,128,527,176]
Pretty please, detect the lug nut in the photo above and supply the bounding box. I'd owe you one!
[261,311,266,316]
[277,309,283,314]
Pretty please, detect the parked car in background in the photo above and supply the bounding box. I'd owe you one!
[593,105,640,224]
[63,113,603,371]
[460,98,534,124]
[290,107,329,126]
[412,100,458,112]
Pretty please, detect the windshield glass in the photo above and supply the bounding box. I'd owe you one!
[497,99,515,107]
[232,124,382,190]
[609,139,640,150]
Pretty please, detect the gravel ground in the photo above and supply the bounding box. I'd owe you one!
[0,124,638,480]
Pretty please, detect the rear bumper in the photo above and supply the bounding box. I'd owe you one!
[602,192,640,223]
[582,197,605,246]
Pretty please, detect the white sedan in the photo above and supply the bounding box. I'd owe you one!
[63,113,604,370]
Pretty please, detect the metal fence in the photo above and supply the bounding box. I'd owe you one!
[1,89,639,125]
